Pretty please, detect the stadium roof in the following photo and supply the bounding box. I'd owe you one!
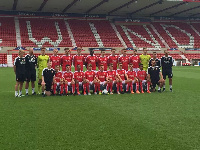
[0,0,200,17]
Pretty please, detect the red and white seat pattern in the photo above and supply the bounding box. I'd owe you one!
[0,17,16,47]
[19,18,72,47]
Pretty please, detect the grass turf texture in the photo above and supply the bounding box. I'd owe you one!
[0,67,200,150]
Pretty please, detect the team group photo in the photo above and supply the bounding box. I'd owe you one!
[1,0,200,149]
[14,47,173,97]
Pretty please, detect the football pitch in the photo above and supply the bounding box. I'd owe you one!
[0,67,200,150]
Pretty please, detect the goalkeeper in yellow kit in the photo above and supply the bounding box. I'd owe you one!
[37,47,49,94]
[140,47,151,71]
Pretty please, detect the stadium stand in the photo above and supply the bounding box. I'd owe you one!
[0,17,17,47]
[90,20,123,47]
[115,25,165,48]
[67,19,98,47]
[0,53,7,66]
[19,18,72,47]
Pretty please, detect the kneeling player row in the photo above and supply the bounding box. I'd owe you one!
[41,60,165,96]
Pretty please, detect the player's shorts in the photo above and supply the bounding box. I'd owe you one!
[56,82,60,86]
[142,80,147,84]
[79,82,83,86]
[132,80,136,84]
[100,81,106,85]
[88,81,93,85]
[67,82,71,86]
[26,71,36,82]
[151,80,160,89]
[38,69,43,80]
[16,73,25,82]
[133,68,140,72]
[162,69,173,79]
[121,80,126,84]
[45,82,52,91]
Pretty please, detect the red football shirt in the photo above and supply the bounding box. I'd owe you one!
[129,55,140,68]
[96,71,107,82]
[61,55,73,71]
[137,70,147,80]
[119,55,129,71]
[85,55,97,70]
[116,69,126,81]
[126,70,137,80]
[50,55,61,69]
[107,70,116,80]
[73,55,85,71]
[63,71,73,82]
[98,56,108,71]
[108,55,118,70]
[73,71,84,82]
[85,71,96,82]
[55,71,63,82]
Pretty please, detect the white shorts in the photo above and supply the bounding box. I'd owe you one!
[56,82,60,86]
[122,80,125,84]
[142,80,147,84]
[133,68,140,72]
[100,81,106,85]
[79,82,82,86]
[132,80,136,84]
[67,82,71,86]
[89,81,93,85]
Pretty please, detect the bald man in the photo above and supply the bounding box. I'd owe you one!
[25,48,37,95]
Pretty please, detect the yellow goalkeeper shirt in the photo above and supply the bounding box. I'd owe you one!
[140,54,151,71]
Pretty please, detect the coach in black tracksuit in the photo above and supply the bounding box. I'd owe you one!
[14,50,26,97]
[161,50,173,92]
[41,61,55,96]
[148,59,164,93]
[25,48,37,95]
[149,52,161,68]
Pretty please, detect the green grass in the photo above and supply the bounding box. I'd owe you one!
[0,67,200,150]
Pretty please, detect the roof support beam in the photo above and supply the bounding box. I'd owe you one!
[86,0,109,13]
[130,0,161,16]
[12,0,18,10]
[108,0,137,15]
[189,12,200,17]
[62,0,79,13]
[150,2,185,16]
[38,0,49,11]
[169,5,200,17]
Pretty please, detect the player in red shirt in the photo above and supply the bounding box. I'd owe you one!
[84,63,97,95]
[50,49,61,69]
[106,63,117,94]
[73,47,85,71]
[119,49,129,71]
[53,65,64,95]
[116,62,129,94]
[97,50,108,71]
[85,50,97,71]
[73,64,85,95]
[63,64,75,96]
[108,48,118,70]
[137,64,151,93]
[129,49,140,72]
[61,48,73,71]
[95,64,108,95]
[126,63,139,94]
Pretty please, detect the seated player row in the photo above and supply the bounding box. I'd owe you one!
[41,60,164,96]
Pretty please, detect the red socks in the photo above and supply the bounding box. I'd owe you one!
[65,84,68,94]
